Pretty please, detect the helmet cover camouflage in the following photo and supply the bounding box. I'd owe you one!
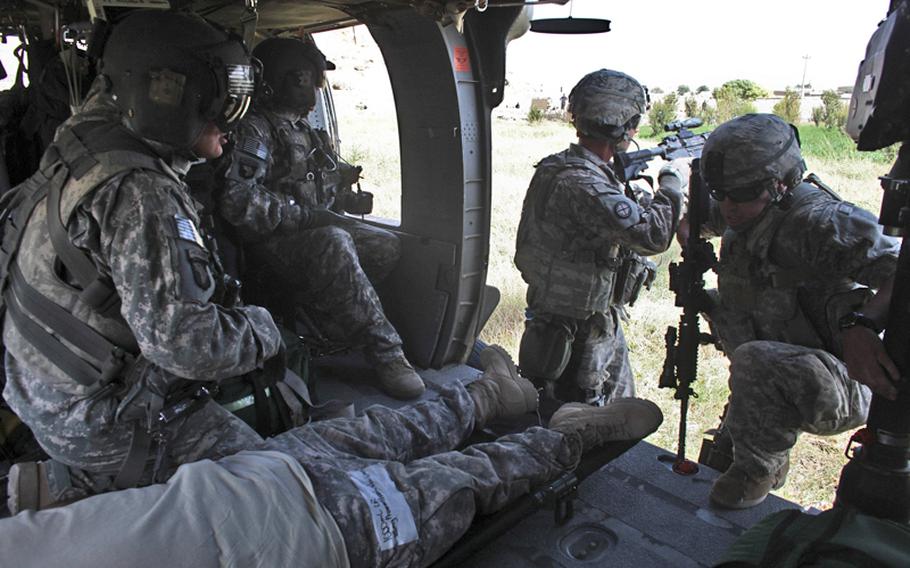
[700,113,806,190]
[568,69,648,140]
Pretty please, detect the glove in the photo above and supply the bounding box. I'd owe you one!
[659,157,693,191]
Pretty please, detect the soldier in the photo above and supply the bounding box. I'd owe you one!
[694,113,898,509]
[0,344,665,568]
[515,69,686,406]
[217,36,425,400]
[2,10,283,511]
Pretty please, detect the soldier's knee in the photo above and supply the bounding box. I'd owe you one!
[518,317,572,381]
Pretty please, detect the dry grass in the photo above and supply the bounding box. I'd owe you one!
[338,100,889,510]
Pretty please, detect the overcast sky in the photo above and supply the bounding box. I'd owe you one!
[509,0,890,95]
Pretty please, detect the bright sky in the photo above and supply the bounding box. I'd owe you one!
[0,0,890,95]
[509,0,890,95]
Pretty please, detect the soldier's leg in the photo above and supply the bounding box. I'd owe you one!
[308,425,579,567]
[341,219,401,284]
[8,399,263,513]
[725,340,870,477]
[262,381,477,463]
[255,227,404,355]
[262,346,537,467]
[569,309,635,405]
[711,340,870,508]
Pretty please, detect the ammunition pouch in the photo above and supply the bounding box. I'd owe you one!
[612,255,657,307]
[518,315,573,381]
[335,187,374,215]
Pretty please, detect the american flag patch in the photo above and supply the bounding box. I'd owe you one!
[174,215,204,246]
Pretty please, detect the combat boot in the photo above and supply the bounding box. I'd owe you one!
[548,398,663,452]
[709,459,790,509]
[468,345,538,428]
[375,357,426,400]
[7,461,54,515]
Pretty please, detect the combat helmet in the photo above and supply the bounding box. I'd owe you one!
[700,113,807,202]
[100,10,254,150]
[253,37,334,98]
[568,69,649,142]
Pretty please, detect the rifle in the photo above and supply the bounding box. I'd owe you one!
[659,158,716,475]
[614,117,710,184]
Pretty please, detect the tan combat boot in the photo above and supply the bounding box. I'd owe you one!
[7,461,54,515]
[709,459,790,509]
[548,398,663,452]
[468,345,539,428]
[375,357,426,400]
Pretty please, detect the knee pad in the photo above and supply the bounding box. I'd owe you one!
[518,317,572,381]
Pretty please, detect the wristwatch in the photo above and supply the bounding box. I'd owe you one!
[837,311,883,333]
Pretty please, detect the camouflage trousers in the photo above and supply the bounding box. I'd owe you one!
[249,220,405,363]
[725,340,871,478]
[47,400,262,502]
[522,307,635,403]
[262,381,580,567]
[4,351,263,501]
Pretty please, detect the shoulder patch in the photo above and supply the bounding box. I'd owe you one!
[174,215,204,247]
[236,136,269,161]
[836,202,856,216]
[614,201,633,219]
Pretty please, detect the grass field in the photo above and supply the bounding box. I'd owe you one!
[338,103,894,510]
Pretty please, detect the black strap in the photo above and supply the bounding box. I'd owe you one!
[46,121,167,316]
[4,289,102,387]
[113,421,151,490]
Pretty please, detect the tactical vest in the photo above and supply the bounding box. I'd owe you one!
[259,110,343,210]
[715,180,872,356]
[515,151,642,318]
[0,119,208,487]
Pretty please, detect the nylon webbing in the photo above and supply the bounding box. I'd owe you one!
[9,263,130,362]
[5,289,102,387]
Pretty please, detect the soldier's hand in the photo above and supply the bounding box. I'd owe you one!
[841,326,900,400]
[659,157,693,190]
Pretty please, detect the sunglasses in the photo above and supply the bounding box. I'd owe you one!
[707,180,771,203]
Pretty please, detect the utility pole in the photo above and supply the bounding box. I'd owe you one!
[799,54,811,98]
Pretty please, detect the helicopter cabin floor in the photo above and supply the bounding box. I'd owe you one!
[311,355,810,567]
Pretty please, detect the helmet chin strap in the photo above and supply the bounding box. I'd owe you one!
[769,181,794,210]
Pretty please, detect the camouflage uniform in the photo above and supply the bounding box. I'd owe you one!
[0,378,579,567]
[2,80,280,499]
[263,380,581,566]
[515,143,683,402]
[219,106,405,363]
[706,182,898,478]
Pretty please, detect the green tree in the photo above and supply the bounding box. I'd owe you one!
[713,79,768,102]
[647,93,678,134]
[699,101,717,125]
[696,85,710,94]
[710,79,764,123]
[819,89,847,129]
[684,96,698,118]
[651,86,665,95]
[772,88,801,124]
[811,106,825,127]
[526,107,543,124]
[677,84,691,96]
